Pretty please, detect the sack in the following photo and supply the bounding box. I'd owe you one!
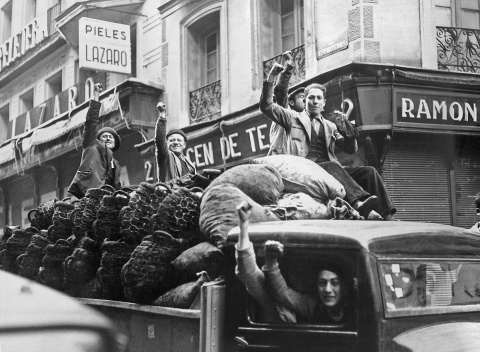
[200,184,281,249]
[276,193,332,220]
[253,155,345,201]
[206,164,284,205]
[171,242,224,283]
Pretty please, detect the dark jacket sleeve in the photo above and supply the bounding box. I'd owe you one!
[335,134,357,154]
[274,64,294,108]
[155,116,170,182]
[260,81,297,133]
[82,100,102,149]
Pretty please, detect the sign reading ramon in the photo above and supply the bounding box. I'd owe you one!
[395,88,480,132]
[79,18,131,74]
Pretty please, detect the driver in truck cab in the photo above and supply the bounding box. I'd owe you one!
[235,201,353,326]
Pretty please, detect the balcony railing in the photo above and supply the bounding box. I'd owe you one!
[189,80,221,124]
[263,44,306,86]
[437,26,480,73]
[47,2,61,36]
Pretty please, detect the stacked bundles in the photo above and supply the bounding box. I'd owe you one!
[39,239,74,291]
[17,230,51,280]
[48,198,77,243]
[28,198,57,230]
[92,190,129,243]
[2,227,38,274]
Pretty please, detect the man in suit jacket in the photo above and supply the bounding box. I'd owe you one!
[260,65,396,220]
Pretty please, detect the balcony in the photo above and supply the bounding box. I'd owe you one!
[263,44,305,86]
[437,26,480,73]
[189,80,221,124]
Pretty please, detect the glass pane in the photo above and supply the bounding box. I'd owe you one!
[207,69,217,84]
[435,7,453,27]
[207,52,217,71]
[435,0,452,6]
[461,9,480,29]
[281,13,295,36]
[206,33,217,53]
[281,0,294,14]
[282,35,295,52]
[379,261,480,316]
[461,0,479,10]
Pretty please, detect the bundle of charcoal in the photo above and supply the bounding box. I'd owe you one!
[96,234,138,300]
[150,187,205,248]
[0,225,17,253]
[64,236,102,297]
[71,186,115,244]
[17,230,51,280]
[1,227,38,274]
[92,190,130,243]
[154,271,211,309]
[121,231,185,304]
[39,239,74,291]
[48,198,78,243]
[28,198,57,230]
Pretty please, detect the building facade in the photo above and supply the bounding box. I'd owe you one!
[0,0,479,231]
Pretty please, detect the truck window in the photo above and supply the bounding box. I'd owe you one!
[249,248,357,330]
[379,261,480,317]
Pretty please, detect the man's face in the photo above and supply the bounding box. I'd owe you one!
[305,88,325,117]
[167,134,186,156]
[317,270,344,308]
[99,132,116,150]
[289,92,305,112]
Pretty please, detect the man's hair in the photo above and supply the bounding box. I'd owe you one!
[304,83,327,98]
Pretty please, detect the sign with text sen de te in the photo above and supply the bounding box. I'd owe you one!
[79,18,131,74]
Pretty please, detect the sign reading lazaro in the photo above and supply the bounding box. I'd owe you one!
[79,18,131,74]
[395,88,480,132]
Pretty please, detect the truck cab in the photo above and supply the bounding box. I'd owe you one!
[225,220,480,352]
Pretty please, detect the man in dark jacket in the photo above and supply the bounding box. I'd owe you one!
[155,102,196,182]
[68,84,121,198]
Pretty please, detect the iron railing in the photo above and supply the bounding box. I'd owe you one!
[263,44,306,86]
[47,2,61,36]
[189,80,221,124]
[437,26,480,73]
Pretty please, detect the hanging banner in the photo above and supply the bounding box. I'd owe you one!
[79,17,131,74]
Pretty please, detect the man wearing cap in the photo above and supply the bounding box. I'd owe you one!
[68,83,121,199]
[155,102,196,182]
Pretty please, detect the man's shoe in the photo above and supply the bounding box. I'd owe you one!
[384,214,399,221]
[367,210,384,220]
[354,196,378,219]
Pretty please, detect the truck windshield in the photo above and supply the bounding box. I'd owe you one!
[379,261,480,317]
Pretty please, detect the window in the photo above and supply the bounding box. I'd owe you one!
[0,104,9,142]
[435,0,480,28]
[24,0,37,25]
[19,88,34,114]
[205,31,219,84]
[1,1,12,43]
[280,0,304,52]
[45,70,63,99]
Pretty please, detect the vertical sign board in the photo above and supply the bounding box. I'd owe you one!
[79,18,131,74]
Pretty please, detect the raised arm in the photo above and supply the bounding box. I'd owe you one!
[154,102,169,182]
[333,114,358,154]
[274,51,295,108]
[82,83,102,149]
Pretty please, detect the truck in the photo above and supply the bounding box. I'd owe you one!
[79,219,480,352]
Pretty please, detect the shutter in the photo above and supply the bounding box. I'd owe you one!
[382,134,451,225]
[454,137,480,228]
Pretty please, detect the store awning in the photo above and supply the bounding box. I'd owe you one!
[56,0,145,47]
[0,141,15,166]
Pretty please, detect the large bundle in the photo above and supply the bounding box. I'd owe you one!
[28,198,57,230]
[92,190,129,243]
[48,198,77,243]
[171,242,225,283]
[70,186,114,244]
[17,231,51,280]
[39,239,75,291]
[150,187,205,247]
[121,231,184,304]
[1,227,38,274]
[154,271,210,309]
[253,155,345,201]
[200,184,281,249]
[206,164,284,205]
[96,236,137,300]
[64,236,101,297]
[276,193,331,220]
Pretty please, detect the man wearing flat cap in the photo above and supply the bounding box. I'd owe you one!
[68,83,122,198]
[154,102,196,182]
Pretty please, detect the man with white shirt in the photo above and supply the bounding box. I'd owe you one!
[260,65,396,220]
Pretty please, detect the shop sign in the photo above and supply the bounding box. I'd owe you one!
[0,17,47,73]
[185,114,272,170]
[79,18,131,74]
[316,28,348,59]
[394,88,480,132]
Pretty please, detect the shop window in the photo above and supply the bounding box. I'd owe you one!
[436,0,480,72]
[1,1,12,43]
[186,11,221,124]
[19,88,34,114]
[45,70,63,99]
[0,104,9,143]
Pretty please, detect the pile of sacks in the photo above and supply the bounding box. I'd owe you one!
[0,155,360,308]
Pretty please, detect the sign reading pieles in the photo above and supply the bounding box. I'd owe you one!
[79,18,131,74]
